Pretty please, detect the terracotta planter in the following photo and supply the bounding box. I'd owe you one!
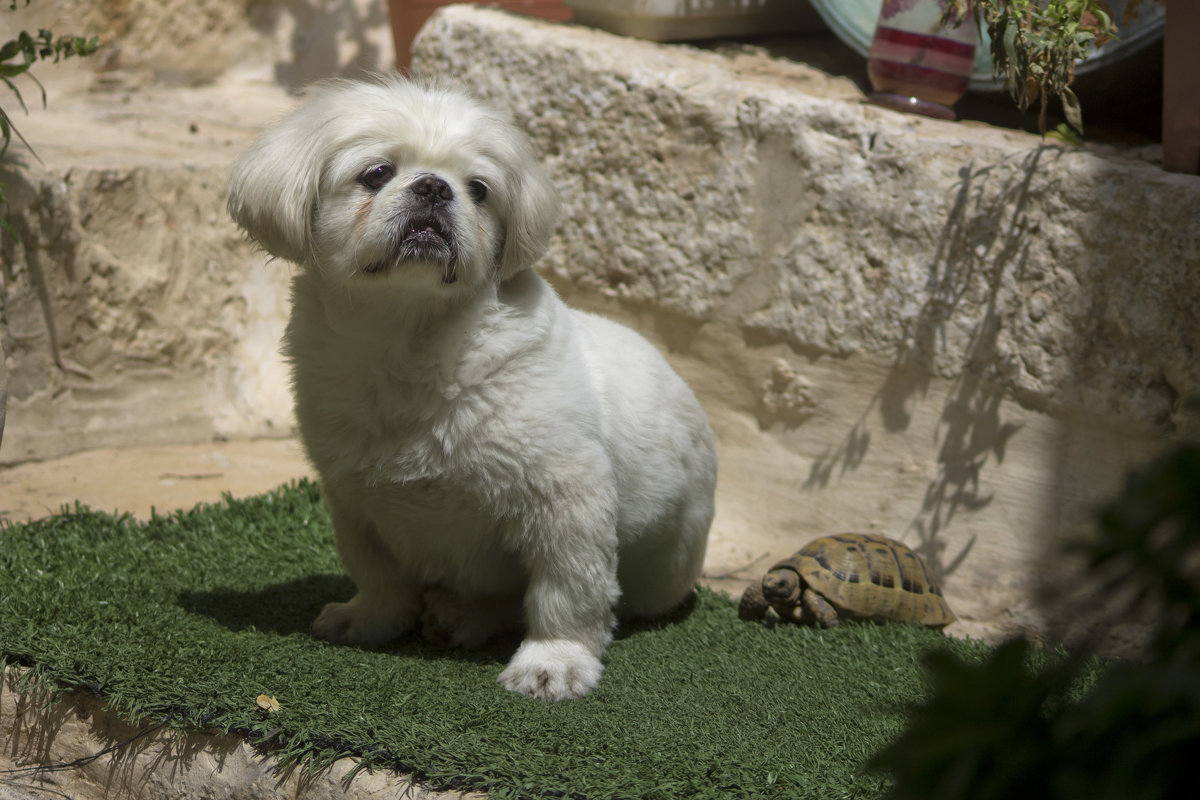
[1163,2,1200,174]
[388,0,572,68]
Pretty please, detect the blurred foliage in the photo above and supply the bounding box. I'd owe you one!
[943,0,1160,136]
[1,1,98,158]
[872,441,1200,800]
[1,0,98,231]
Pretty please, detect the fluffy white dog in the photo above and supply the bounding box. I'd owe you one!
[227,76,717,700]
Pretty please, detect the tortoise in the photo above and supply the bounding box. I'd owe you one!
[738,533,955,629]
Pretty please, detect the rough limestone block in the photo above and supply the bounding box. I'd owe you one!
[414,6,1200,435]
[0,158,294,463]
[0,0,398,464]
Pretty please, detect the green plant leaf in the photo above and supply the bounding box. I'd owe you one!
[0,62,32,78]
[1060,86,1083,135]
[0,105,39,162]
[0,108,10,157]
[1,73,28,114]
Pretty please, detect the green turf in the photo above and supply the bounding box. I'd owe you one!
[0,481,992,799]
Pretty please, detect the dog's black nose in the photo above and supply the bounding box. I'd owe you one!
[411,175,454,203]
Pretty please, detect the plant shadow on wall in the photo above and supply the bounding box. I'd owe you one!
[806,148,1062,577]
[247,0,390,90]
[0,158,97,434]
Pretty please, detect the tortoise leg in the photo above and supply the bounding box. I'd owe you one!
[802,588,840,627]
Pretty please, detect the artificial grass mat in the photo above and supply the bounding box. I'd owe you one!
[0,480,993,799]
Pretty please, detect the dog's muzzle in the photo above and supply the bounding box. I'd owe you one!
[369,175,460,283]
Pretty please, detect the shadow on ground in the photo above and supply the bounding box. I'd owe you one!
[177,575,703,662]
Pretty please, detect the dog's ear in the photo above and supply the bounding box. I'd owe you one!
[227,112,324,266]
[496,147,561,283]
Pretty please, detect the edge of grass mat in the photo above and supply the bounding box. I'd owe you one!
[0,481,993,799]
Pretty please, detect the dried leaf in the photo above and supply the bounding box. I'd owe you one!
[1060,86,1084,136]
[256,694,282,712]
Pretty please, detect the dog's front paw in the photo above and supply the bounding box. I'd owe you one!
[498,639,603,701]
[312,594,416,645]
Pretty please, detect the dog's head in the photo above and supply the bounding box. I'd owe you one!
[227,76,560,293]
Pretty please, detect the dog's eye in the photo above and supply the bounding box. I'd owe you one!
[359,164,395,192]
[467,179,488,203]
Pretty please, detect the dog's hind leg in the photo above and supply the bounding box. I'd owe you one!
[420,587,523,648]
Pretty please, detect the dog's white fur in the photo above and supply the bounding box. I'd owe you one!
[227,76,717,700]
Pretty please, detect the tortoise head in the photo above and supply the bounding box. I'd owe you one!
[762,565,803,607]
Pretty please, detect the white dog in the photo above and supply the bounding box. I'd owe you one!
[227,76,717,700]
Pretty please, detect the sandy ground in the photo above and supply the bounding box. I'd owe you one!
[0,438,311,522]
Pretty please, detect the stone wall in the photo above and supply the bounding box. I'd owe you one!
[415,7,1199,436]
[0,159,292,460]
[412,7,1200,643]
[0,0,395,462]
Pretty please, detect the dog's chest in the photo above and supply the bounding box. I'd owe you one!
[306,365,500,485]
[288,285,561,523]
[305,368,524,590]
[363,476,517,581]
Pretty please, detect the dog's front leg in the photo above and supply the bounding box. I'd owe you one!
[497,501,621,701]
[311,488,421,645]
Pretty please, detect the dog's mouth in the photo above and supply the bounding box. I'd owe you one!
[402,219,449,248]
[364,214,459,284]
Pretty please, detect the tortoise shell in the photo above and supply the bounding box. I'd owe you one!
[738,533,955,628]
